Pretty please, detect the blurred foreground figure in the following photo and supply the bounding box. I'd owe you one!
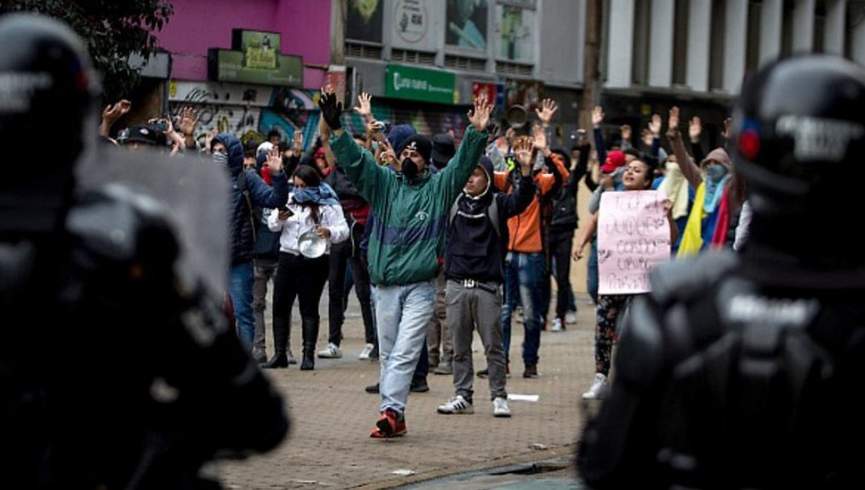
[577,55,865,489]
[0,14,287,489]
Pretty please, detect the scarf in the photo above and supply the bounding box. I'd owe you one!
[292,182,339,206]
[658,162,689,219]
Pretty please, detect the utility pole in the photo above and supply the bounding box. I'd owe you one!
[580,0,603,131]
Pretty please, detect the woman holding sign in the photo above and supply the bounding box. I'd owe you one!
[573,158,677,400]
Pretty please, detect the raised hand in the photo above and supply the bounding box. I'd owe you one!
[592,105,604,128]
[535,98,558,126]
[721,117,732,140]
[353,92,373,121]
[689,116,702,143]
[99,99,131,136]
[620,124,632,142]
[102,99,131,124]
[513,136,534,174]
[318,87,343,130]
[292,129,303,153]
[667,106,680,137]
[467,92,492,132]
[178,105,199,137]
[264,146,283,173]
[648,114,662,137]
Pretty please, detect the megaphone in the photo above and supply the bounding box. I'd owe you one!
[505,104,528,131]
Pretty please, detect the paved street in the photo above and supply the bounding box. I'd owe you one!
[217,287,598,489]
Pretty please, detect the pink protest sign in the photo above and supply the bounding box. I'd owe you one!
[597,190,670,295]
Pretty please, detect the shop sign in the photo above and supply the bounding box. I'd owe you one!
[385,64,456,104]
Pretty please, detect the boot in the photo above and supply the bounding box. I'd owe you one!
[300,317,318,371]
[266,311,291,369]
[262,352,288,369]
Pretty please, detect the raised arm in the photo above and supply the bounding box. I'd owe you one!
[249,147,289,208]
[500,137,537,218]
[319,89,393,208]
[435,94,491,205]
[592,105,607,165]
[666,107,703,189]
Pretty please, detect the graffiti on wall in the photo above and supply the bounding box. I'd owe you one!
[168,81,319,147]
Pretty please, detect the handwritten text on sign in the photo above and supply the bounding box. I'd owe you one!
[598,190,670,295]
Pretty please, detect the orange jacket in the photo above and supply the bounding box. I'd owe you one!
[494,153,569,253]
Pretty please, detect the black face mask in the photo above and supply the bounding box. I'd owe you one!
[402,158,419,180]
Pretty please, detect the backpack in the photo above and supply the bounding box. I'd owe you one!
[448,195,500,238]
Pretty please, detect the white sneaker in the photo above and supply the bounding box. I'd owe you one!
[358,343,375,360]
[551,318,564,332]
[317,343,342,359]
[437,395,474,414]
[565,310,578,325]
[581,373,608,400]
[493,397,512,418]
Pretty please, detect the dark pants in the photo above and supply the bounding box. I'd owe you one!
[549,228,577,320]
[273,252,329,355]
[328,223,376,346]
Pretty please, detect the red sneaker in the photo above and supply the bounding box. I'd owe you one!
[370,409,406,438]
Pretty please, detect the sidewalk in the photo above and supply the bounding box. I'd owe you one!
[218,292,598,489]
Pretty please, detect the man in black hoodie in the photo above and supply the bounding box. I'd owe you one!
[436,144,535,418]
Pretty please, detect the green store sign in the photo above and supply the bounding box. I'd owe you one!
[385,65,456,105]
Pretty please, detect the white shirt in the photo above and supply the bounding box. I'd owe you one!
[267,194,349,256]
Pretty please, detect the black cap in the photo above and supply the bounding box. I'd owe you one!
[431,133,456,168]
[398,134,432,164]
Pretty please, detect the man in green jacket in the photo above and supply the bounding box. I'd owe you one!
[319,89,491,438]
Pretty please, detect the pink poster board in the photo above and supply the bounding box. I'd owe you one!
[597,190,671,295]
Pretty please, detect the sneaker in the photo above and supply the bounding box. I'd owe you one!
[286,350,297,365]
[371,409,407,438]
[369,344,379,360]
[365,382,379,394]
[358,343,375,360]
[523,364,539,378]
[409,378,429,393]
[565,310,578,325]
[433,362,453,375]
[551,318,564,332]
[437,395,474,414]
[581,373,608,400]
[493,397,512,418]
[252,349,267,364]
[317,343,342,359]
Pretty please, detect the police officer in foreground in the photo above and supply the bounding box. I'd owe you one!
[577,55,865,489]
[0,14,288,488]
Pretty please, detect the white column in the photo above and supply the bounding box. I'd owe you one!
[723,0,748,93]
[792,0,815,53]
[685,0,712,92]
[648,0,675,87]
[824,0,847,55]
[606,0,635,88]
[759,0,783,65]
[687,0,712,92]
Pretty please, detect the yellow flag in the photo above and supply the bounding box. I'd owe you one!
[676,182,706,258]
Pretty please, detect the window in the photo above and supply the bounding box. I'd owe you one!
[673,0,690,85]
[709,0,726,90]
[631,0,651,85]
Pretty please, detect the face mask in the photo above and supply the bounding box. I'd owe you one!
[213,151,228,166]
[706,163,728,182]
[401,157,418,180]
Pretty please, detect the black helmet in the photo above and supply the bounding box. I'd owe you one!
[731,55,865,219]
[0,14,98,236]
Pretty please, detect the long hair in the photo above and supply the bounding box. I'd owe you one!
[293,164,322,223]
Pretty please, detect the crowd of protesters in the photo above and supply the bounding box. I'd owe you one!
[98,84,746,438]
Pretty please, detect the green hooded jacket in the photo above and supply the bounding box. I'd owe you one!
[330,126,488,286]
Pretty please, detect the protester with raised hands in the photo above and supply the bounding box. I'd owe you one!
[99,99,131,138]
[321,86,490,439]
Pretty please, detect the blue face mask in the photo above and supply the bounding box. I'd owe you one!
[706,163,728,182]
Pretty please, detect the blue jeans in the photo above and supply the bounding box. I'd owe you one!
[587,238,599,304]
[372,280,436,415]
[229,261,255,351]
[501,252,545,366]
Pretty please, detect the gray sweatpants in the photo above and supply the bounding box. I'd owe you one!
[446,279,508,402]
